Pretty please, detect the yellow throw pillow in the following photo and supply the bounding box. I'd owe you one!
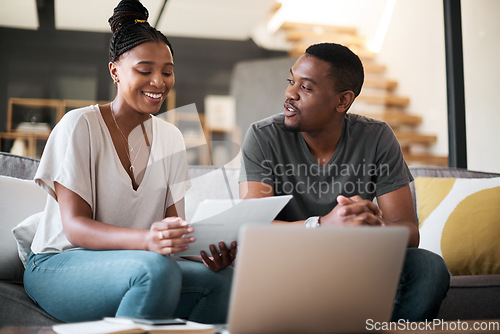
[415,176,500,275]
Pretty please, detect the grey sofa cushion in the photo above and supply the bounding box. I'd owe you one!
[437,274,500,320]
[0,153,47,283]
[1,152,500,323]
[0,152,39,180]
[409,166,500,179]
[0,281,60,326]
[0,152,57,325]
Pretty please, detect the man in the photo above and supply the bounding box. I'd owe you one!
[239,42,449,321]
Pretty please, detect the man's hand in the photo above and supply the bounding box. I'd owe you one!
[201,241,237,272]
[321,195,385,226]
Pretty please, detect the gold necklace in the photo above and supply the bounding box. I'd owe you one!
[129,133,144,153]
[110,102,135,173]
[109,103,151,174]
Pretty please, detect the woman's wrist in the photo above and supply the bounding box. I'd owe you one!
[142,229,154,251]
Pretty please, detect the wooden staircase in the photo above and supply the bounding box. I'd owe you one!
[279,22,448,166]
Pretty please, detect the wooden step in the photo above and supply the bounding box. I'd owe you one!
[357,112,422,127]
[285,30,366,47]
[350,48,378,61]
[394,131,437,146]
[362,62,386,74]
[357,94,410,107]
[289,44,386,73]
[270,1,282,15]
[363,78,398,90]
[280,22,358,35]
[403,153,448,166]
[289,43,373,58]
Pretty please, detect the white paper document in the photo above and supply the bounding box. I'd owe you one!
[177,195,293,256]
[53,318,214,334]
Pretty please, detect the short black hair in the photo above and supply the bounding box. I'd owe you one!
[305,43,364,97]
[108,0,173,62]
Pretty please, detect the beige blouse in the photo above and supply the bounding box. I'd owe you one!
[32,105,190,254]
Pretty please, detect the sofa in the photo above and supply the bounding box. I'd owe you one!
[1,151,500,327]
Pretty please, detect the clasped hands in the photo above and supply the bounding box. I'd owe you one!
[321,195,386,227]
[145,217,237,272]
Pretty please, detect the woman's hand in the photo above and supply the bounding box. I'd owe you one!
[146,217,195,255]
[201,241,237,272]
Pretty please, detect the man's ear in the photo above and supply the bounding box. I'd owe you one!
[336,91,356,113]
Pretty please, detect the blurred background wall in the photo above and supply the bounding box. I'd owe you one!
[0,0,498,171]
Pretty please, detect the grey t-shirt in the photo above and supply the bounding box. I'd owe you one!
[239,113,413,221]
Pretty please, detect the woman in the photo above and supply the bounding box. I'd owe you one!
[23,0,236,324]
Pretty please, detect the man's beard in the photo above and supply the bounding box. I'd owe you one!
[283,122,300,133]
[283,116,301,133]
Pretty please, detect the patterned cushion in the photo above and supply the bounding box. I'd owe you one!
[415,176,500,275]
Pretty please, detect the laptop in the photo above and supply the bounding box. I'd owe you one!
[225,225,409,334]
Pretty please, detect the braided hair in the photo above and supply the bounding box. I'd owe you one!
[108,0,173,62]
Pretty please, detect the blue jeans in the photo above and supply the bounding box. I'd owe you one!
[24,250,233,324]
[391,248,450,321]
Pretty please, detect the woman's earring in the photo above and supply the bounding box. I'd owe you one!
[113,77,119,85]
